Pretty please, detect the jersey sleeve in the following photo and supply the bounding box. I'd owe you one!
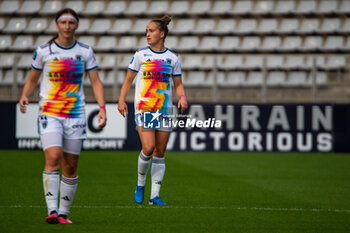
[128,51,142,73]
[31,47,44,71]
[85,46,98,72]
[172,56,182,77]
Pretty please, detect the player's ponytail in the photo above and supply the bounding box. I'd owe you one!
[152,15,172,41]
[47,8,79,54]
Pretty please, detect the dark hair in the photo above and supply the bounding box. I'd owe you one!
[48,8,79,54]
[151,15,172,41]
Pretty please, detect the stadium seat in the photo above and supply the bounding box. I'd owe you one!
[109,19,132,34]
[336,0,350,14]
[117,36,137,51]
[257,19,278,33]
[219,55,243,70]
[230,0,253,14]
[125,1,148,15]
[0,1,20,14]
[294,0,317,14]
[285,55,305,69]
[253,0,274,14]
[323,36,344,51]
[65,1,84,13]
[165,36,178,50]
[181,55,202,69]
[299,19,319,33]
[146,1,169,15]
[18,54,32,69]
[241,36,260,51]
[319,18,340,33]
[0,18,4,32]
[12,35,33,50]
[130,19,149,34]
[317,0,338,14]
[202,55,215,69]
[218,36,240,51]
[40,1,62,14]
[244,55,264,69]
[103,1,127,16]
[87,19,111,34]
[246,72,263,86]
[99,55,116,69]
[305,56,326,68]
[0,54,15,68]
[266,55,284,69]
[198,36,220,51]
[177,36,199,51]
[117,70,127,85]
[77,36,96,47]
[224,72,245,86]
[120,54,133,69]
[301,36,323,51]
[34,35,52,47]
[280,36,302,51]
[339,18,350,33]
[185,71,206,87]
[194,19,216,34]
[267,71,286,86]
[24,18,48,33]
[172,19,195,34]
[96,36,117,51]
[168,1,189,15]
[137,37,148,49]
[76,19,90,34]
[209,1,232,15]
[102,71,117,86]
[17,0,41,14]
[237,19,257,33]
[4,18,27,33]
[326,55,346,70]
[278,18,299,33]
[0,36,12,50]
[82,1,105,15]
[306,72,327,85]
[189,1,211,15]
[261,36,281,51]
[287,71,307,86]
[2,70,17,85]
[212,19,235,34]
[274,0,295,14]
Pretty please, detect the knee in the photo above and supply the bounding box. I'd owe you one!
[153,147,165,158]
[45,153,61,170]
[142,144,155,156]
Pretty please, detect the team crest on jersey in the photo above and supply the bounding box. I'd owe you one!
[166,58,172,65]
[76,55,82,63]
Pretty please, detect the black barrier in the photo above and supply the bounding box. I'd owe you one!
[4,102,350,152]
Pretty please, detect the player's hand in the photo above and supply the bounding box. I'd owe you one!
[19,96,29,113]
[178,96,188,113]
[118,101,128,117]
[98,108,107,129]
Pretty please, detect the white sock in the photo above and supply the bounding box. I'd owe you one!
[137,151,152,186]
[58,175,78,216]
[151,156,165,199]
[43,170,60,215]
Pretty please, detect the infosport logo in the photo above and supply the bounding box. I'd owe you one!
[143,110,222,129]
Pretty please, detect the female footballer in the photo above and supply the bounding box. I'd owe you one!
[118,15,188,205]
[19,8,107,223]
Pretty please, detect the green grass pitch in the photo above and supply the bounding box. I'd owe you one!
[0,150,350,233]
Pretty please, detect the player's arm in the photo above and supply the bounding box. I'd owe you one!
[172,76,188,113]
[118,70,137,117]
[19,69,42,114]
[88,69,107,128]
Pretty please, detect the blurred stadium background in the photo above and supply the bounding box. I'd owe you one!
[0,0,349,103]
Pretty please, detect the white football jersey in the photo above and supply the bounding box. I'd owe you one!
[128,46,182,115]
[32,40,98,118]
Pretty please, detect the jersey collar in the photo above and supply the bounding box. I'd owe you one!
[54,39,77,50]
[148,46,168,54]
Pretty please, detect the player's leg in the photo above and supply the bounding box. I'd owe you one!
[41,132,63,224]
[149,130,170,205]
[58,139,82,224]
[134,126,156,203]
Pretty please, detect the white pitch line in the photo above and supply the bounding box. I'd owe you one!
[1,205,350,213]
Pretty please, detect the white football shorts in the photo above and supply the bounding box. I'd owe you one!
[135,113,172,132]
